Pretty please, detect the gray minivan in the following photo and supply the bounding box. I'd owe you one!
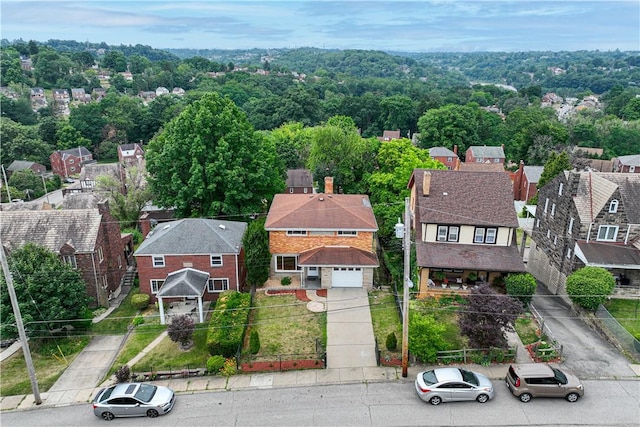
[505,363,584,403]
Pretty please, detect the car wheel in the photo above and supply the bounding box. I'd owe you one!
[101,412,115,421]
[476,394,489,403]
[147,409,159,418]
[565,392,580,402]
[429,396,442,406]
[519,393,532,403]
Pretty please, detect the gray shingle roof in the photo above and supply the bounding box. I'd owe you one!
[571,172,640,224]
[157,268,209,297]
[616,154,640,167]
[286,169,313,187]
[416,241,526,272]
[134,218,247,255]
[429,147,457,157]
[524,166,544,183]
[0,209,102,253]
[468,145,505,158]
[7,160,38,172]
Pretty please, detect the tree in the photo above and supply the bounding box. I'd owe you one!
[504,273,537,306]
[458,283,523,348]
[0,244,90,339]
[416,104,481,155]
[167,314,195,348]
[55,123,92,150]
[566,267,616,311]
[538,151,572,190]
[146,92,284,217]
[409,313,448,363]
[7,169,45,199]
[0,118,53,168]
[242,218,271,289]
[95,165,153,228]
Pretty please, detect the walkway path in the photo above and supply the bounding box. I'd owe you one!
[325,288,377,368]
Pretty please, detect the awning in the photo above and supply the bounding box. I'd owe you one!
[157,268,209,298]
[298,246,379,267]
[574,241,640,269]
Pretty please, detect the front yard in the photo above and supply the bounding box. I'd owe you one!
[603,298,640,340]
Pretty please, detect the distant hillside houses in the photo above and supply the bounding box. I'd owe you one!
[541,92,602,121]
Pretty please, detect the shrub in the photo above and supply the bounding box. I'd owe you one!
[385,332,397,351]
[505,273,537,306]
[409,312,448,363]
[221,358,237,377]
[131,293,150,310]
[566,266,616,311]
[206,291,251,357]
[206,355,225,374]
[167,314,195,346]
[131,315,144,326]
[115,365,131,383]
[250,329,260,354]
[281,276,292,286]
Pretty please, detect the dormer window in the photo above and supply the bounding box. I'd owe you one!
[609,199,619,213]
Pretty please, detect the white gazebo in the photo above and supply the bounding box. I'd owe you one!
[156,268,209,325]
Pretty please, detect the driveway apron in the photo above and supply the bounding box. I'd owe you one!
[326,288,377,368]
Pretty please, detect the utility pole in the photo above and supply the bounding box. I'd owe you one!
[395,197,411,378]
[0,240,42,404]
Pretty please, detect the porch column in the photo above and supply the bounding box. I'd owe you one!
[159,296,166,325]
[197,297,204,323]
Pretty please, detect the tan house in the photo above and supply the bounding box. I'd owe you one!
[264,177,379,289]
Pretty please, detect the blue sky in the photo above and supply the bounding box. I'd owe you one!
[2,1,639,52]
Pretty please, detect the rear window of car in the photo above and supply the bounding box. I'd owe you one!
[96,386,115,402]
[134,384,157,403]
[507,366,519,382]
[421,370,438,386]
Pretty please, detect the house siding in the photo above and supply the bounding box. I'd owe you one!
[269,231,375,254]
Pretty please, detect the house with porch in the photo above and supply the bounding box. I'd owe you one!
[527,171,640,298]
[264,177,379,289]
[408,169,526,295]
[134,218,247,323]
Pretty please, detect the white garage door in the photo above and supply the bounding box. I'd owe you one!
[332,267,363,287]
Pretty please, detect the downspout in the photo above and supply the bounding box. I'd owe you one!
[235,252,239,291]
[586,223,592,243]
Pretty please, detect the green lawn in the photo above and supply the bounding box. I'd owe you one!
[369,290,402,352]
[107,324,166,377]
[411,296,467,349]
[0,337,89,396]
[604,298,640,340]
[91,286,143,335]
[131,327,210,372]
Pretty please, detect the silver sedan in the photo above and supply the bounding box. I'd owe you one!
[92,382,175,421]
[415,367,495,405]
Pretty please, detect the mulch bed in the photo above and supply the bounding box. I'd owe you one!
[316,289,327,298]
[240,359,325,372]
[263,289,312,302]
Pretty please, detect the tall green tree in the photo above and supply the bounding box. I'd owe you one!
[95,165,153,228]
[0,118,52,168]
[242,218,271,289]
[0,244,90,339]
[416,104,482,156]
[146,92,284,217]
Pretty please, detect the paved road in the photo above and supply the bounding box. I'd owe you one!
[531,284,637,379]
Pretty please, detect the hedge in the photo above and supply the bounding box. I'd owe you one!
[131,293,150,310]
[206,291,251,357]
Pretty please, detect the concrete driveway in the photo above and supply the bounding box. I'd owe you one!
[326,288,378,369]
[531,284,637,379]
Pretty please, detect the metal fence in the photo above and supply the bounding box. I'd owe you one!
[596,304,640,360]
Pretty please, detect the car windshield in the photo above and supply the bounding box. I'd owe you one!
[134,384,157,403]
[459,369,479,385]
[552,368,568,384]
[422,370,438,385]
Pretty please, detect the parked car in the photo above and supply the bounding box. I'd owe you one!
[505,363,584,403]
[92,383,175,421]
[415,367,495,405]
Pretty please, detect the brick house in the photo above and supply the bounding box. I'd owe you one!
[512,160,544,202]
[6,160,46,177]
[134,218,247,306]
[465,145,505,165]
[408,169,526,294]
[527,171,640,297]
[118,143,145,166]
[613,154,640,173]
[285,169,314,194]
[50,147,93,178]
[79,163,122,191]
[264,177,379,289]
[428,147,459,170]
[0,200,133,307]
[377,130,401,142]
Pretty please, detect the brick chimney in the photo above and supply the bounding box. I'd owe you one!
[453,145,458,155]
[423,171,431,196]
[140,212,152,237]
[324,176,334,194]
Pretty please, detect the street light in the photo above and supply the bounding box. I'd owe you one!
[394,197,412,378]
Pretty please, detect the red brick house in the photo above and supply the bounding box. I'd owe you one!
[408,169,526,295]
[428,146,459,170]
[0,200,133,307]
[6,160,46,177]
[50,147,93,178]
[285,169,314,194]
[613,154,640,173]
[134,218,247,309]
[118,143,145,166]
[465,145,505,165]
[512,160,544,202]
[377,130,401,142]
[264,177,379,289]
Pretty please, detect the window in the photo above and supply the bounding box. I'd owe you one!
[536,219,540,228]
[494,158,500,163]
[609,199,619,213]
[97,247,104,262]
[276,255,299,272]
[567,217,574,235]
[69,159,75,164]
[558,183,564,195]
[543,198,549,214]
[546,229,551,238]
[210,255,223,267]
[474,227,497,244]
[629,165,635,173]
[117,255,122,268]
[152,255,165,267]
[437,226,459,242]
[447,157,453,162]
[567,248,572,259]
[63,255,77,269]
[289,188,294,193]
[553,236,558,246]
[286,230,307,236]
[550,204,556,217]
[337,230,357,236]
[597,225,618,241]
[208,278,229,293]
[70,166,76,172]
[150,279,164,294]
[303,188,308,194]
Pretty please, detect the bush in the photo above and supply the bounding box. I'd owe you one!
[167,314,195,346]
[206,291,251,357]
[281,276,292,286]
[250,329,260,354]
[505,273,537,306]
[385,332,397,351]
[131,293,150,310]
[115,365,131,383]
[409,313,448,363]
[131,315,144,326]
[566,266,616,311]
[206,355,225,374]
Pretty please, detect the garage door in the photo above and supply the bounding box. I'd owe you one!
[332,267,363,287]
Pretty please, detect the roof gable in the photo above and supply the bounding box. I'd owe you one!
[156,268,209,297]
[468,145,505,158]
[523,166,544,183]
[264,193,378,231]
[286,169,313,187]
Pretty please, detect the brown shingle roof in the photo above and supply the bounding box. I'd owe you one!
[575,241,640,268]
[286,169,313,188]
[298,246,379,267]
[458,163,505,172]
[265,193,378,230]
[410,169,519,227]
[415,242,526,272]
